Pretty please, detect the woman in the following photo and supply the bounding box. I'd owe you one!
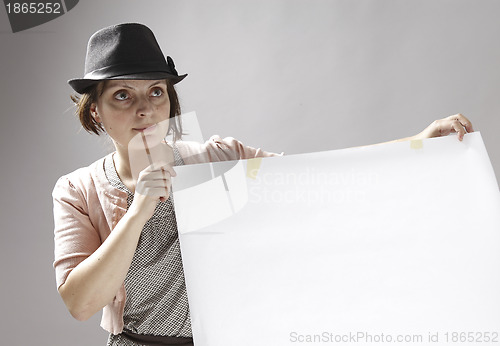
[53,23,473,346]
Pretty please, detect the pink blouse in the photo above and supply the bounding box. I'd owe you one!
[52,136,281,334]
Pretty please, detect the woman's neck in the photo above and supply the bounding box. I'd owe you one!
[113,147,135,192]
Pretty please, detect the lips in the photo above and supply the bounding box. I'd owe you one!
[134,123,157,134]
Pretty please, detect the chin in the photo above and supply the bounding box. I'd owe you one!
[128,131,164,151]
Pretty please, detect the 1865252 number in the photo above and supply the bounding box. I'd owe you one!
[5,2,62,14]
[444,332,499,343]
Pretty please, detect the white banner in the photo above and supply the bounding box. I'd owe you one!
[172,132,500,346]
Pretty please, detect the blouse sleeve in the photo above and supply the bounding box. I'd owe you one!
[52,175,102,289]
[178,135,283,165]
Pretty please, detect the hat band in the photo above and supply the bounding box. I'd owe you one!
[83,61,177,80]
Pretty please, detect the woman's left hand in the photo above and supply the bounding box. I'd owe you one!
[414,113,474,141]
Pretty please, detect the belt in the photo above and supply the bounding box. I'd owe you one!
[121,329,194,346]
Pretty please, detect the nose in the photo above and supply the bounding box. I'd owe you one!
[136,95,154,117]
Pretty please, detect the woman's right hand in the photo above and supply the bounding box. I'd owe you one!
[129,163,177,221]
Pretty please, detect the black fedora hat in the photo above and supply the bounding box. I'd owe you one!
[68,23,187,94]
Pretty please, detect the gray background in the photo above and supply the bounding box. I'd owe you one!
[1,0,499,345]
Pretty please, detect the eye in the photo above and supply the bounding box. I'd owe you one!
[114,91,130,101]
[151,87,164,97]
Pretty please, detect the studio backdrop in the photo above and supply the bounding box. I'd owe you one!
[0,1,499,345]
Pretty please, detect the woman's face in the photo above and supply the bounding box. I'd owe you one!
[91,79,171,151]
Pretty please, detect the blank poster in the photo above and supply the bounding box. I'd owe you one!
[172,132,500,346]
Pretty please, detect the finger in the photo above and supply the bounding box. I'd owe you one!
[147,162,176,177]
[159,167,171,196]
[450,119,466,141]
[141,163,175,177]
[454,113,474,133]
[163,165,176,177]
[148,186,171,196]
[140,177,172,189]
[146,165,175,193]
[138,170,169,182]
[154,171,172,195]
[140,189,169,201]
[136,184,171,197]
[142,163,161,173]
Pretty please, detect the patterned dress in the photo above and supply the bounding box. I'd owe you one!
[106,147,192,346]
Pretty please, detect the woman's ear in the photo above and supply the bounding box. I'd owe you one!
[90,103,101,123]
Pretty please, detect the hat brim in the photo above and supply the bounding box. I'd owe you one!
[68,71,187,94]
